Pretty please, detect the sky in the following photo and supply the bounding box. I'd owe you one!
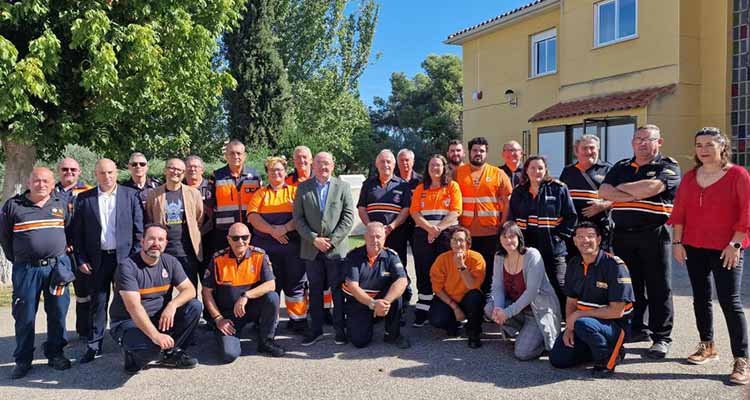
[358,0,532,107]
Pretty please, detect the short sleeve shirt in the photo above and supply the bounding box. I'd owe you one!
[357,176,412,225]
[110,253,188,322]
[564,250,635,328]
[344,247,406,298]
[202,247,275,313]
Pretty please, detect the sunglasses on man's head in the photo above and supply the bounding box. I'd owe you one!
[229,235,250,242]
[130,162,147,167]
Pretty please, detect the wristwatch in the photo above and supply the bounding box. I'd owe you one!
[730,241,742,250]
[368,299,376,310]
[241,293,250,300]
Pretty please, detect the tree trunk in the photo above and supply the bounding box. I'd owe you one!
[0,139,37,284]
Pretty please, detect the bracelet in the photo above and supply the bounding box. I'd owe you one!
[671,241,682,245]
[213,314,223,321]
[368,299,376,310]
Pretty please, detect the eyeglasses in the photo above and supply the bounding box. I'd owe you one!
[229,235,250,242]
[60,168,78,172]
[632,137,658,144]
[451,238,468,244]
[130,162,147,167]
[166,166,184,174]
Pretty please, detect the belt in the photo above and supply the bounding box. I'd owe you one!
[101,249,116,255]
[29,257,58,268]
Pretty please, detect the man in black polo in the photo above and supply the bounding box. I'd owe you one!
[559,134,612,258]
[0,167,74,378]
[343,222,410,348]
[549,222,634,378]
[599,124,680,358]
[109,224,202,374]
[357,149,412,313]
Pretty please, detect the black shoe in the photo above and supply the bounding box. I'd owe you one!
[47,355,72,370]
[258,339,286,357]
[412,318,428,328]
[646,340,670,359]
[301,332,324,347]
[123,351,141,375]
[79,348,102,364]
[11,363,31,379]
[384,334,411,349]
[286,320,308,334]
[626,330,650,343]
[323,310,334,326]
[158,349,198,369]
[592,364,615,378]
[468,337,482,349]
[334,330,348,345]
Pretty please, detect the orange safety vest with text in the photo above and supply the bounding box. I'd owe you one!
[455,163,511,233]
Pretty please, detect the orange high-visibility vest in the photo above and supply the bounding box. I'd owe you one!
[213,165,262,231]
[456,163,511,232]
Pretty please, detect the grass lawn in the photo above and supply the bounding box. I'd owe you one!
[0,285,10,307]
[347,235,365,250]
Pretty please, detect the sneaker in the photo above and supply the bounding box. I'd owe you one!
[646,340,670,359]
[730,357,750,385]
[123,351,142,375]
[158,349,198,369]
[334,330,348,345]
[79,348,102,364]
[592,364,615,378]
[301,332,324,347]
[258,339,286,357]
[11,363,31,379]
[687,341,718,365]
[47,355,72,370]
[412,318,427,328]
[384,334,411,349]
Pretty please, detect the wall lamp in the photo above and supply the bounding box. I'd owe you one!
[504,89,518,108]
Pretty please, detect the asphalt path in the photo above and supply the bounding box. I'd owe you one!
[0,251,749,400]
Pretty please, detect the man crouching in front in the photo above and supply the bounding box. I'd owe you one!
[202,223,285,363]
[108,224,202,374]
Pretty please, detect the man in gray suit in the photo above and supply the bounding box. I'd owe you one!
[293,152,354,346]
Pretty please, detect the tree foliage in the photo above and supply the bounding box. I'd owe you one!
[0,0,244,162]
[370,54,463,170]
[225,0,292,148]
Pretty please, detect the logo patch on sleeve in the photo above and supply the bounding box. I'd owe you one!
[617,277,632,284]
[595,281,608,289]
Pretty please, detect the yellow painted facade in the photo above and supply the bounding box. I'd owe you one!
[448,0,732,171]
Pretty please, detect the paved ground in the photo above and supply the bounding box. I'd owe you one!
[1,252,749,400]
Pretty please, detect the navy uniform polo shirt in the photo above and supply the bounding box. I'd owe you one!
[202,247,274,314]
[110,252,188,322]
[500,164,524,188]
[0,191,69,263]
[559,160,611,224]
[357,175,412,225]
[564,250,635,328]
[602,154,681,230]
[343,247,406,298]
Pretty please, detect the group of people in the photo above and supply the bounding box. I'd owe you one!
[1,125,748,386]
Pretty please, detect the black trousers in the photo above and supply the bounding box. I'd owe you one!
[612,227,673,342]
[429,289,485,339]
[345,295,403,348]
[174,252,200,294]
[110,299,202,367]
[685,245,748,358]
[541,253,567,319]
[72,257,91,338]
[88,252,118,352]
[471,235,498,295]
[305,254,345,336]
[411,228,451,322]
[215,292,280,363]
[385,225,413,306]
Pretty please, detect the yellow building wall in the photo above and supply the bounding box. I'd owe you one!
[458,0,730,169]
[461,6,561,165]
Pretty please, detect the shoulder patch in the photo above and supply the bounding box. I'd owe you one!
[250,246,267,254]
[211,248,229,259]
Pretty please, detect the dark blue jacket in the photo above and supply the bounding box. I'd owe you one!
[72,185,143,269]
[508,179,577,258]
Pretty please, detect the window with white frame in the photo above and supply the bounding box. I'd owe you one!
[531,28,557,77]
[595,0,637,47]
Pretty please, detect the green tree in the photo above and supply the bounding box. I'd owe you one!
[225,0,292,148]
[0,0,244,201]
[370,54,463,170]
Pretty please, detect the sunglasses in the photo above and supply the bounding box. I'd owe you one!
[130,162,147,167]
[60,167,78,172]
[229,235,250,242]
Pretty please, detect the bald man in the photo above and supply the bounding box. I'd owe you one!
[0,168,75,378]
[72,158,143,363]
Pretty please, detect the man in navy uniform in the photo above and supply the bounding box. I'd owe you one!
[550,222,634,378]
[0,167,74,378]
[109,224,202,374]
[343,222,410,349]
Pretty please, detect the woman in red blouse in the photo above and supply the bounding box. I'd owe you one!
[669,127,750,385]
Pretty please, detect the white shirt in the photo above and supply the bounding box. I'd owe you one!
[98,185,117,251]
